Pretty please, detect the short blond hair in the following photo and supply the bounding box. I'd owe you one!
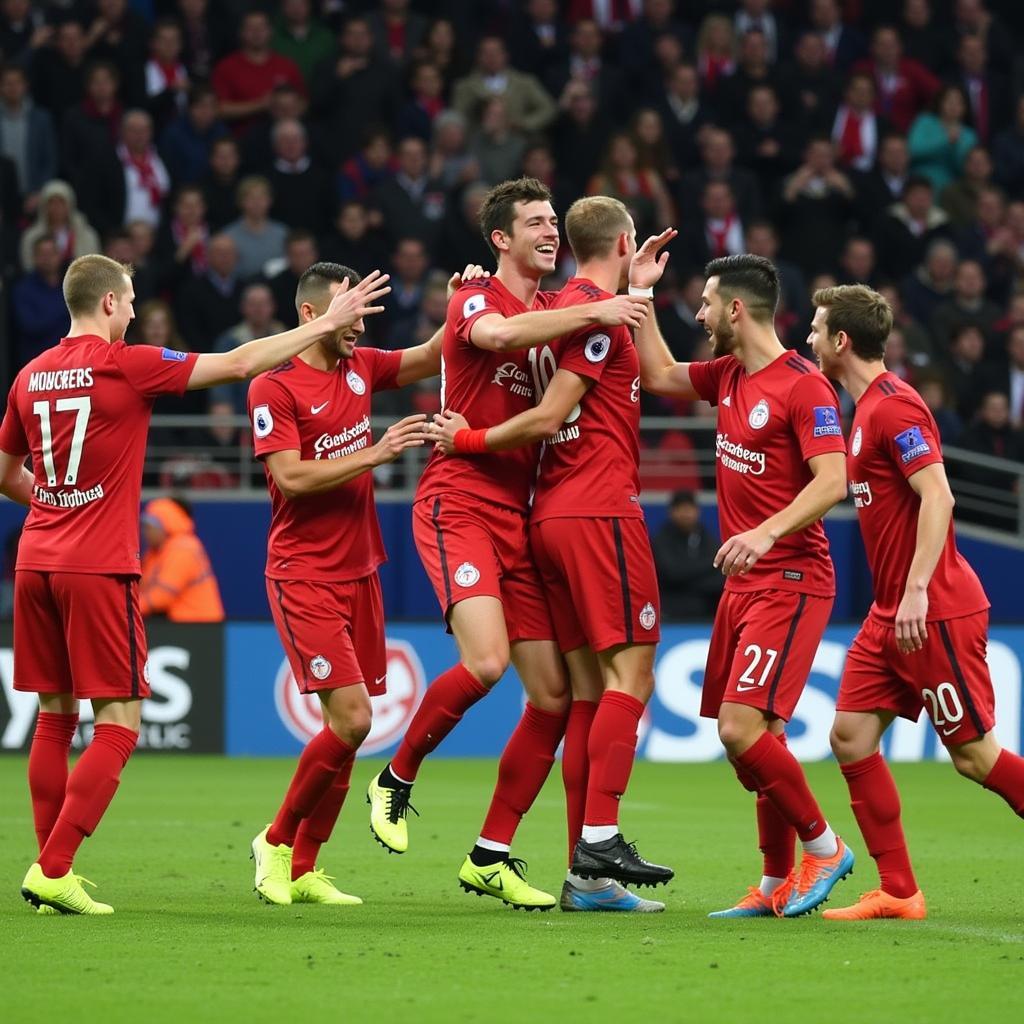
[565,196,632,264]
[63,254,133,317]
[813,284,893,360]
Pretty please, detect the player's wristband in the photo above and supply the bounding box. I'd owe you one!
[453,428,489,454]
[628,285,654,298]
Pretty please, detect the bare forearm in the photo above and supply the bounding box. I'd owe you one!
[275,450,379,498]
[0,466,33,506]
[396,325,443,386]
[761,474,845,539]
[478,305,600,352]
[905,493,954,593]
[484,407,557,451]
[636,301,695,398]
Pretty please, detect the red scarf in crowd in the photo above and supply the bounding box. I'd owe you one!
[118,144,166,208]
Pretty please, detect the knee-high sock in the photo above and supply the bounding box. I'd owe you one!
[291,752,356,879]
[267,727,354,848]
[841,753,918,898]
[38,723,138,877]
[734,731,827,842]
[583,691,644,827]
[983,748,1024,816]
[479,702,568,846]
[562,701,597,863]
[390,664,489,782]
[28,712,79,851]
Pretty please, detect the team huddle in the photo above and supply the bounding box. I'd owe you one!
[2,176,1023,919]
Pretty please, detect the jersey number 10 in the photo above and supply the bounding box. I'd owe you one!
[32,397,92,487]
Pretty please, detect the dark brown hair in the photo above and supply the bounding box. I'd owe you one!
[478,177,553,259]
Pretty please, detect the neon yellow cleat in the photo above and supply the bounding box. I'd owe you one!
[458,855,556,911]
[366,772,416,854]
[21,864,113,915]
[251,826,293,905]
[291,868,363,906]
[37,904,59,915]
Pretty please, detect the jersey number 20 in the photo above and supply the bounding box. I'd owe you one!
[32,397,92,487]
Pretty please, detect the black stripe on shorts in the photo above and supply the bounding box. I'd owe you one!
[611,519,634,644]
[125,580,140,699]
[765,593,807,715]
[432,497,453,609]
[937,621,986,736]
[273,580,308,692]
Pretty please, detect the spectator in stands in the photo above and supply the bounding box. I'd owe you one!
[145,18,189,129]
[62,61,124,212]
[745,218,808,325]
[338,128,395,204]
[452,35,557,135]
[952,0,1013,73]
[941,145,993,229]
[809,0,866,71]
[113,109,171,231]
[154,184,209,290]
[271,0,335,86]
[84,0,149,103]
[901,237,958,327]
[852,132,910,228]
[738,84,800,190]
[159,85,227,187]
[954,184,1014,302]
[619,0,694,92]
[945,323,993,419]
[212,10,305,131]
[140,497,225,623]
[951,32,1008,147]
[832,72,883,173]
[201,136,242,230]
[240,81,309,172]
[838,236,878,286]
[917,374,964,445]
[880,282,936,366]
[399,62,447,142]
[440,181,493,272]
[175,232,243,352]
[176,0,231,83]
[588,131,674,238]
[429,110,478,192]
[781,31,842,134]
[652,490,723,621]
[268,229,318,329]
[679,180,745,274]
[694,13,736,98]
[899,0,949,72]
[552,80,611,197]
[18,179,99,271]
[957,391,1024,527]
[509,0,568,82]
[908,84,978,193]
[873,175,951,280]
[411,18,465,94]
[11,234,70,366]
[854,24,939,134]
[367,0,428,67]
[0,1,46,69]
[385,236,430,346]
[318,199,388,277]
[0,64,56,212]
[223,175,287,280]
[655,62,712,171]
[471,97,526,186]
[717,27,783,128]
[133,297,187,353]
[679,126,761,226]
[1006,325,1024,429]
[545,17,624,118]
[930,258,1001,351]
[735,0,784,64]
[267,118,333,232]
[370,135,445,249]
[992,95,1024,196]
[30,18,88,117]
[120,220,159,304]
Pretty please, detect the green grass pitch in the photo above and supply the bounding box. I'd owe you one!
[1,756,1021,1023]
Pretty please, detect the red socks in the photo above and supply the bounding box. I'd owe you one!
[38,723,138,877]
[291,753,355,879]
[983,748,1024,816]
[267,727,355,848]
[841,753,918,898]
[731,733,797,878]
[735,731,827,842]
[480,702,568,846]
[390,663,489,782]
[583,690,644,826]
[28,712,79,851]
[562,700,598,862]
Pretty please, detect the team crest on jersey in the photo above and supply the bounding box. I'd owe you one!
[309,655,332,680]
[813,405,842,437]
[748,398,770,429]
[463,293,487,319]
[852,426,863,456]
[253,404,273,438]
[346,369,366,395]
[639,602,657,631]
[454,562,480,588]
[585,333,611,363]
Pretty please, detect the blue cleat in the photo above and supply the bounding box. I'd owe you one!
[708,882,791,918]
[782,838,855,918]
[559,879,665,912]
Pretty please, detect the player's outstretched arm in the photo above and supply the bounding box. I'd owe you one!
[715,451,847,576]
[0,449,33,506]
[433,369,589,454]
[468,297,648,353]
[185,272,391,390]
[265,414,432,499]
[895,463,956,654]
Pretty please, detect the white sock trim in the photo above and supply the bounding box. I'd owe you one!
[759,875,787,896]
[387,765,413,786]
[802,824,838,859]
[476,837,510,853]
[567,871,607,892]
[581,824,618,843]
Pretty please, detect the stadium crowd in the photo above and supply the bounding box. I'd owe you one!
[2,0,1024,498]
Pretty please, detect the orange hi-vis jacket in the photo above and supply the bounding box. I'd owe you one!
[140,499,225,622]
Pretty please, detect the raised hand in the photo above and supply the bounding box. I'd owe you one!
[629,227,677,290]
[371,414,432,465]
[447,264,490,299]
[591,296,650,331]
[431,409,471,454]
[323,270,392,331]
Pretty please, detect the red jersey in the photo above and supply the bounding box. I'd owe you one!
[0,336,198,574]
[416,277,552,512]
[690,352,845,596]
[848,372,988,622]
[531,277,642,521]
[247,346,402,583]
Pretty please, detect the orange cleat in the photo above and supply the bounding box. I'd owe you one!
[822,888,927,921]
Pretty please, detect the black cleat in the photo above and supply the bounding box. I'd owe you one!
[571,835,674,888]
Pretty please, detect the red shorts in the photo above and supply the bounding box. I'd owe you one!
[13,570,150,700]
[837,612,995,745]
[701,588,833,721]
[529,516,660,653]
[412,494,554,643]
[267,573,387,696]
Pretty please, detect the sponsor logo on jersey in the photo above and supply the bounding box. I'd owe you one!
[748,398,770,429]
[716,433,766,475]
[314,415,370,459]
[309,655,332,680]
[27,368,94,392]
[310,401,329,415]
[631,376,640,403]
[161,347,188,362]
[492,362,533,398]
[639,602,657,630]
[275,639,426,755]
[346,370,366,395]
[812,405,842,437]
[253,404,273,438]
[782,570,804,582]
[454,562,480,588]
[894,426,931,464]
[463,293,488,319]
[852,426,863,456]
[850,480,873,507]
[584,333,611,363]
